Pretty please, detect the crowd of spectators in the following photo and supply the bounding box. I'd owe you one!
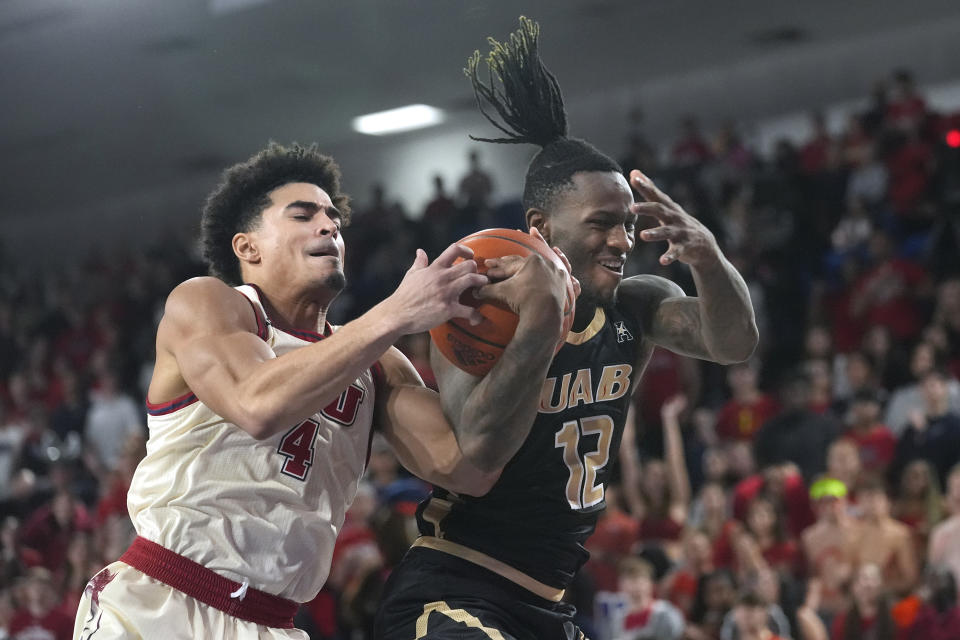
[2,68,960,639]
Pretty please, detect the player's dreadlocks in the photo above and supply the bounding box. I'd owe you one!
[466,16,621,212]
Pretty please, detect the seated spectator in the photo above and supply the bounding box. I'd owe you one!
[827,438,864,500]
[892,459,943,561]
[849,230,928,343]
[928,464,960,590]
[802,477,861,617]
[715,362,779,443]
[890,369,960,488]
[885,342,960,437]
[661,530,716,618]
[832,352,881,419]
[716,496,801,579]
[613,557,684,640]
[830,563,899,640]
[17,490,91,573]
[83,369,143,480]
[725,590,789,640]
[8,567,72,640]
[854,478,919,596]
[688,569,738,640]
[733,464,815,540]
[843,390,896,476]
[907,566,960,640]
[754,369,840,483]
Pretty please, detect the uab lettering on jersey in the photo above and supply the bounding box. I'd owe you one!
[539,364,632,413]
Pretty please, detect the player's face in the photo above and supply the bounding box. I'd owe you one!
[545,171,636,307]
[247,182,346,294]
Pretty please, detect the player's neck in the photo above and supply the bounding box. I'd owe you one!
[571,301,598,333]
[257,286,331,334]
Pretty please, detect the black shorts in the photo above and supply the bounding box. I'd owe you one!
[373,545,585,640]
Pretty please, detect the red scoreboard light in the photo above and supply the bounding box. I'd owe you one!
[947,129,960,149]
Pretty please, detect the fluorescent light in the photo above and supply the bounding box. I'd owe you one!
[352,104,445,136]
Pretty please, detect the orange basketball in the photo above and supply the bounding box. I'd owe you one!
[429,228,576,376]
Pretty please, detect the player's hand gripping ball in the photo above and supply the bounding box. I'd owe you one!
[430,228,576,376]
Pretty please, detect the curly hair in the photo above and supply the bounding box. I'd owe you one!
[200,142,351,285]
[466,17,621,213]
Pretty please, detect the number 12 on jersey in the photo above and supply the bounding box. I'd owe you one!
[554,415,614,510]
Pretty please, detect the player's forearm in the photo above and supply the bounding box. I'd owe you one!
[236,305,403,438]
[454,309,561,472]
[689,253,758,364]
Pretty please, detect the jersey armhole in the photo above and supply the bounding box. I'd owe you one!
[239,291,269,341]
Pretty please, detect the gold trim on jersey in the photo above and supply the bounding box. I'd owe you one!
[412,536,565,602]
[415,601,506,640]
[420,497,454,539]
[565,307,605,345]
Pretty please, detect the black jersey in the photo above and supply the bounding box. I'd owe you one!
[416,303,643,590]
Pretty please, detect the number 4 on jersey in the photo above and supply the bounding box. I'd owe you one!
[554,415,614,509]
[278,418,320,480]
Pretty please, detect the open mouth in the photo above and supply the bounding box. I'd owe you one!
[598,258,624,275]
[307,246,339,259]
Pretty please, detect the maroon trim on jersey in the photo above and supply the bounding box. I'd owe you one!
[120,537,298,628]
[364,361,386,469]
[239,290,269,341]
[146,390,198,416]
[246,283,333,343]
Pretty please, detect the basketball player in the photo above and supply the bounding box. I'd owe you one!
[374,18,758,639]
[73,143,572,639]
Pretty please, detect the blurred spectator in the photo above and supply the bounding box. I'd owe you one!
[907,566,960,640]
[850,230,929,343]
[613,556,684,640]
[673,116,713,168]
[886,70,927,134]
[81,370,142,479]
[832,352,881,421]
[892,459,944,560]
[843,390,896,475]
[688,569,737,640]
[826,438,864,497]
[801,477,860,616]
[928,465,960,591]
[754,369,840,482]
[889,369,960,488]
[715,362,778,444]
[854,478,918,596]
[661,530,716,618]
[800,111,834,175]
[733,464,815,540]
[457,149,494,211]
[725,590,789,640]
[830,563,899,640]
[884,343,960,437]
[584,485,640,592]
[18,490,91,573]
[7,567,72,640]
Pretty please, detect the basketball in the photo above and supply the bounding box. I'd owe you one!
[429,228,576,376]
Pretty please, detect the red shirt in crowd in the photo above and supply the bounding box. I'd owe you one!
[584,509,640,592]
[906,604,960,640]
[852,258,926,341]
[733,474,815,540]
[715,395,779,442]
[845,424,897,473]
[9,608,74,640]
[800,134,832,174]
[886,138,932,216]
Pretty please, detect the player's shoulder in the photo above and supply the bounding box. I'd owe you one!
[618,274,686,303]
[615,274,686,330]
[161,276,255,333]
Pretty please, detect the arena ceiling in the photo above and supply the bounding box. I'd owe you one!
[2,0,959,226]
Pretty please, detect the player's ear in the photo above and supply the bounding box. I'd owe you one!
[233,232,261,266]
[526,208,550,244]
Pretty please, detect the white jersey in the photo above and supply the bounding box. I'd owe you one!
[127,284,378,603]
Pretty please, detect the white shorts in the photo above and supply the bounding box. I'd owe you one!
[73,563,307,640]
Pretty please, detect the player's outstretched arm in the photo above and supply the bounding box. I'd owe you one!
[372,347,501,496]
[155,244,487,440]
[621,170,758,365]
[431,235,571,473]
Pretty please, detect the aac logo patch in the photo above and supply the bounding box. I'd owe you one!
[614,321,634,343]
